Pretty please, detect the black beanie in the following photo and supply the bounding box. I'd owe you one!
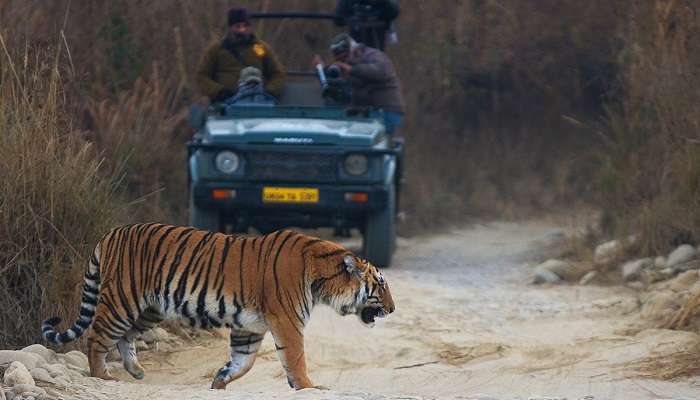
[228,7,250,26]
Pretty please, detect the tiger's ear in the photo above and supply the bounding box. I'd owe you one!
[344,255,362,279]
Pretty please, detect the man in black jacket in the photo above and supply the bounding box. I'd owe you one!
[334,0,399,51]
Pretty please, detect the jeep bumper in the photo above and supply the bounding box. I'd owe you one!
[192,181,390,218]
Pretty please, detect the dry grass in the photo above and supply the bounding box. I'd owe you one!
[84,64,190,224]
[598,1,700,254]
[630,344,700,380]
[665,289,700,330]
[0,38,128,348]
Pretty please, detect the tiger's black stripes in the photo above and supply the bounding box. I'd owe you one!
[271,231,305,332]
[259,230,286,313]
[195,243,218,326]
[314,248,346,259]
[163,229,197,312]
[214,236,233,299]
[151,225,181,297]
[117,226,138,323]
[174,231,212,307]
[290,235,311,319]
[139,224,162,298]
[238,237,248,306]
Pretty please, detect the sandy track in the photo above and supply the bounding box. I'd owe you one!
[57,221,700,399]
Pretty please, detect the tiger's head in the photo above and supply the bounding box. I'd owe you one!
[311,250,395,327]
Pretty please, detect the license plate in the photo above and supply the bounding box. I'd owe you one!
[263,187,319,203]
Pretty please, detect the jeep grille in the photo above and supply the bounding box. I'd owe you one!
[246,151,337,182]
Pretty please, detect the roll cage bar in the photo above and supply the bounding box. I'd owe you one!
[250,12,337,20]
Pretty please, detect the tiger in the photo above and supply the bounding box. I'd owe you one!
[41,223,394,390]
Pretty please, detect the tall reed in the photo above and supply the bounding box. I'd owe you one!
[0,38,127,348]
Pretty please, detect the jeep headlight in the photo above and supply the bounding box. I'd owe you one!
[215,151,240,174]
[344,154,368,176]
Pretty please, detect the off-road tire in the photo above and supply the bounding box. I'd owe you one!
[362,184,396,268]
[188,190,221,232]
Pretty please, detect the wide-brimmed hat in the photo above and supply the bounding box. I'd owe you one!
[239,66,263,85]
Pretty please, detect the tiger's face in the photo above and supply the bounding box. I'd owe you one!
[324,255,395,327]
[354,258,395,327]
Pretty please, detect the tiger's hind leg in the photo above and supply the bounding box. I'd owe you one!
[87,336,117,381]
[116,331,143,379]
[87,303,134,381]
[117,307,164,380]
[211,331,264,390]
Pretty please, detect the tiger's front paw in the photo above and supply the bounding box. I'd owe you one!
[211,375,228,390]
[124,361,145,380]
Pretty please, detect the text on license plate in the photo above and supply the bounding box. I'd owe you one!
[262,187,319,203]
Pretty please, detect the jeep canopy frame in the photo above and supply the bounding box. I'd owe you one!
[250,12,337,20]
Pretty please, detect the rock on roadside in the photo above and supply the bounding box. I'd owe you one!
[539,259,570,275]
[56,351,89,373]
[140,330,156,344]
[20,345,56,365]
[4,361,35,386]
[0,351,43,371]
[579,271,597,285]
[655,256,667,269]
[622,258,653,282]
[7,383,46,399]
[594,240,621,263]
[29,367,57,385]
[43,363,70,379]
[667,244,697,269]
[136,340,149,351]
[533,267,562,284]
[152,327,175,342]
[672,260,700,274]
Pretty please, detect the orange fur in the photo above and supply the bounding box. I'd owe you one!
[42,223,394,390]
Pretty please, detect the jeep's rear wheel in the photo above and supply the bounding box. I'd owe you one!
[188,191,221,232]
[362,184,396,268]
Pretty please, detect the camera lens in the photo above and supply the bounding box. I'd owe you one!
[327,65,341,79]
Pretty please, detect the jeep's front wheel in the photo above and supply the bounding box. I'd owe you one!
[188,191,221,232]
[362,184,396,268]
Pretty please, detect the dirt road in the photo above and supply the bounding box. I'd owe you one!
[58,221,700,399]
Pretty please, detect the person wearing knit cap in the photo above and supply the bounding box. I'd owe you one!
[196,6,285,102]
[313,33,405,135]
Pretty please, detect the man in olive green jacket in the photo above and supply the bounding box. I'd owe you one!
[196,7,285,102]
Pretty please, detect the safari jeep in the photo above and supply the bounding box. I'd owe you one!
[187,14,403,268]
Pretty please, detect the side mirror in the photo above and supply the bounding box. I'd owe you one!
[188,104,206,129]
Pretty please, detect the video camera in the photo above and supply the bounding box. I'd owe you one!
[316,63,352,106]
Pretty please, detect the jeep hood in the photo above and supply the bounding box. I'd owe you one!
[204,118,385,146]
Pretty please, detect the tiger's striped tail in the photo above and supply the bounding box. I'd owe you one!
[42,246,101,344]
